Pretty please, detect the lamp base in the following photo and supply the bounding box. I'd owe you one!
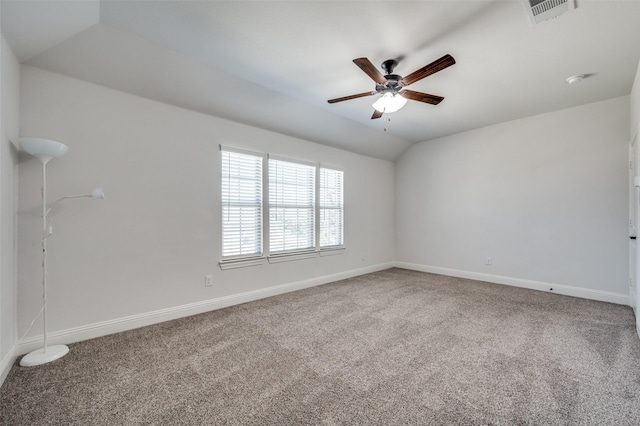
[19,345,69,367]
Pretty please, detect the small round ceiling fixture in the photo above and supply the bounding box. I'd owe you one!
[566,74,585,84]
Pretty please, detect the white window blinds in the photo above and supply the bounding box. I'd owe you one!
[221,149,263,258]
[268,158,316,254]
[319,168,344,248]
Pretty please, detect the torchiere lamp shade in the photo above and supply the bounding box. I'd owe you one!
[20,137,68,164]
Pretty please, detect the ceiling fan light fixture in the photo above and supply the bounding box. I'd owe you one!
[566,74,584,84]
[372,92,407,113]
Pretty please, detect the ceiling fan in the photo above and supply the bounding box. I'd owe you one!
[327,54,455,119]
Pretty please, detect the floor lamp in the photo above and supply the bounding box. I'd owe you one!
[19,137,105,367]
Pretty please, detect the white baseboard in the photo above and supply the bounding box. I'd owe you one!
[16,261,632,356]
[0,347,17,388]
[394,262,630,306]
[17,262,394,355]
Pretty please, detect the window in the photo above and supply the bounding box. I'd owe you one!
[319,168,344,248]
[220,148,263,259]
[269,158,316,254]
[220,147,344,267]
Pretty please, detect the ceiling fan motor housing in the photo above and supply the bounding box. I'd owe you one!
[381,59,404,94]
[377,74,404,94]
[381,59,398,74]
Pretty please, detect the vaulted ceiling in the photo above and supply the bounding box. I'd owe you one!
[3,1,640,161]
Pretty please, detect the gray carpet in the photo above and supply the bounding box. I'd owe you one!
[2,268,640,425]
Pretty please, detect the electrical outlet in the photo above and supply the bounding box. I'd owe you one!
[205,275,213,287]
[485,257,492,265]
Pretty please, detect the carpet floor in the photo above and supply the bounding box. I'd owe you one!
[2,268,640,425]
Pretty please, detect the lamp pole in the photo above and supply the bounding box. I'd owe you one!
[19,138,104,367]
[41,161,48,354]
[19,138,70,366]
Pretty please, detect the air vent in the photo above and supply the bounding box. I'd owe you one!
[523,0,576,25]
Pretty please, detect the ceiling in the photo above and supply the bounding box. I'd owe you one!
[2,1,640,161]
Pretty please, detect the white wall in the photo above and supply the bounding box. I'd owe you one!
[0,33,20,382]
[396,97,630,302]
[631,58,640,333]
[17,66,395,350]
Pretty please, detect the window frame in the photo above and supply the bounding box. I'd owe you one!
[267,155,317,257]
[219,146,266,269]
[318,166,345,251]
[219,147,344,269]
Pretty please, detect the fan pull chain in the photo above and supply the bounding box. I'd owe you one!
[383,116,391,132]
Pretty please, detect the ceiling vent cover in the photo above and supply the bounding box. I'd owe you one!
[524,0,576,25]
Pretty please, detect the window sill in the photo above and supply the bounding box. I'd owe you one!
[268,251,317,264]
[220,248,345,270]
[219,257,266,270]
[319,247,345,257]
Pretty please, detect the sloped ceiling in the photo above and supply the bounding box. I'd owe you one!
[3,1,640,161]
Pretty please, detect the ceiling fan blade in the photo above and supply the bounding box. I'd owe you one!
[371,109,383,120]
[401,90,444,105]
[327,91,375,104]
[353,58,387,84]
[402,54,455,86]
